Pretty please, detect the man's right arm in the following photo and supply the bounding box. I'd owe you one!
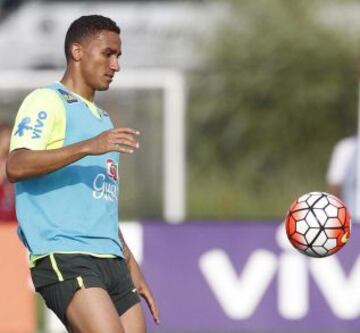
[7,88,140,182]
[6,127,139,182]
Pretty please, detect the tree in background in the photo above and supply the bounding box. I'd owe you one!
[188,0,358,219]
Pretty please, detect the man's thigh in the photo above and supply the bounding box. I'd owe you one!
[120,302,146,333]
[66,287,124,333]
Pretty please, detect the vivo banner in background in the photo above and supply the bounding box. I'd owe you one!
[44,222,360,333]
[141,222,360,332]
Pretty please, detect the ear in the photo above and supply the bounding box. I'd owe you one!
[69,43,83,62]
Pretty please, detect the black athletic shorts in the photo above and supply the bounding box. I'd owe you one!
[31,254,140,327]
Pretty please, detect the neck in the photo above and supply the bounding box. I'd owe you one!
[60,67,95,102]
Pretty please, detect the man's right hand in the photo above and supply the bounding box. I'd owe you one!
[86,128,140,155]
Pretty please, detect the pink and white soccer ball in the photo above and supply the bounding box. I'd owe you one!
[285,192,351,258]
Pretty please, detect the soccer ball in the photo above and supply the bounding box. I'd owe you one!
[285,192,351,258]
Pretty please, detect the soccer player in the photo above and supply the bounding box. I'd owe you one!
[6,15,159,333]
[326,135,357,221]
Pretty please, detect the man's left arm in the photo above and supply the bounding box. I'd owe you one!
[118,228,160,324]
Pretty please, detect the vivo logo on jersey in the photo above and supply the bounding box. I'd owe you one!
[31,111,48,139]
[14,111,48,138]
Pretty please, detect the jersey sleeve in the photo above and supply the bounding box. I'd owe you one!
[10,88,64,152]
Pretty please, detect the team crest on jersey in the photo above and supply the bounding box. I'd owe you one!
[106,159,118,181]
[57,89,78,103]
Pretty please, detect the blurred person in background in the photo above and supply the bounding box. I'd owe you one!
[0,123,16,222]
[6,15,159,333]
[326,135,357,222]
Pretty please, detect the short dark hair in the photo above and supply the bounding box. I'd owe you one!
[64,15,120,62]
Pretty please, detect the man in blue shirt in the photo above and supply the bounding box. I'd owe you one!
[7,15,159,333]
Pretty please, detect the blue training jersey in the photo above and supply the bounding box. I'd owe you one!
[11,82,124,258]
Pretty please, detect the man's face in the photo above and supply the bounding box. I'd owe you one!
[79,30,121,91]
